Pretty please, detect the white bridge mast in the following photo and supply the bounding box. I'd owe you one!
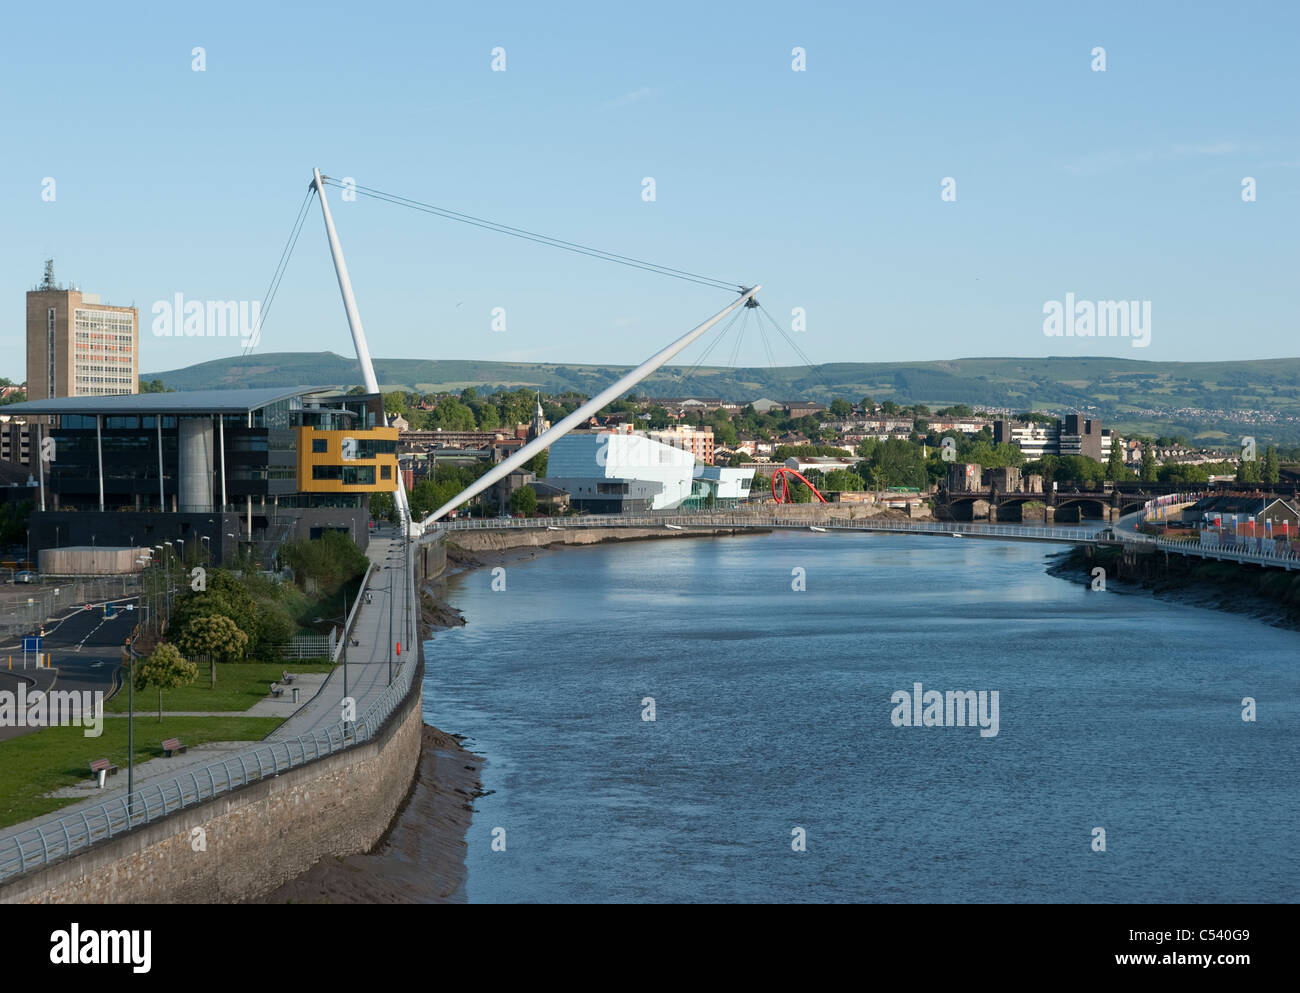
[312,168,417,535]
[310,165,758,537]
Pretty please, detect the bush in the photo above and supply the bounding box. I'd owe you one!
[279,530,368,599]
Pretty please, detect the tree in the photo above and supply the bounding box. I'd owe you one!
[135,643,198,721]
[1237,455,1262,484]
[1263,446,1280,484]
[175,613,249,687]
[822,469,865,492]
[865,438,928,490]
[829,398,852,418]
[370,490,396,523]
[1140,445,1157,482]
[525,449,548,476]
[279,530,369,600]
[1106,438,1128,481]
[510,485,538,516]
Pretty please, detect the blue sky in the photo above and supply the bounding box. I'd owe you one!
[1,0,1297,381]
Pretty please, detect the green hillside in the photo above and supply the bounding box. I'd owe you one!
[142,352,1300,447]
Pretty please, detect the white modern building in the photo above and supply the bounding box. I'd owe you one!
[546,431,753,512]
[691,465,753,504]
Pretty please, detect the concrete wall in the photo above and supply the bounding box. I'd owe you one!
[1,666,423,904]
[38,545,149,575]
[415,538,446,582]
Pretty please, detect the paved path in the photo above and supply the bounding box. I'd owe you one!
[271,532,414,740]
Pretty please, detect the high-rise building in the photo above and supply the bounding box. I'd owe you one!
[25,260,138,401]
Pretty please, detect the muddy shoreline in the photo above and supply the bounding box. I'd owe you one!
[1046,545,1300,632]
[260,726,484,904]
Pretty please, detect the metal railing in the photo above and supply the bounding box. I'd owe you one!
[1,576,144,639]
[0,639,418,885]
[272,631,337,660]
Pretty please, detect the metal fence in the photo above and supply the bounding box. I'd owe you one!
[1,576,144,639]
[0,645,418,884]
[273,631,337,660]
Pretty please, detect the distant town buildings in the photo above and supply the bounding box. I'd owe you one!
[993,414,1118,461]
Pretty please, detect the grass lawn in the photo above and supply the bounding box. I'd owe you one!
[0,716,284,829]
[105,662,334,714]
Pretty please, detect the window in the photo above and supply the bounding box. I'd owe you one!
[380,465,391,480]
[311,438,327,453]
[312,464,376,485]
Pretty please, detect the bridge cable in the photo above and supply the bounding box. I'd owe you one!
[725,306,750,371]
[244,187,317,355]
[666,306,747,399]
[318,178,744,293]
[754,301,817,371]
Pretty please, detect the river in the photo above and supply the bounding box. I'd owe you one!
[423,531,1299,903]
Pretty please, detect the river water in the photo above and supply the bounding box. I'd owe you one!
[422,532,1299,903]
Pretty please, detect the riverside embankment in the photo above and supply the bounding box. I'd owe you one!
[1049,541,1300,631]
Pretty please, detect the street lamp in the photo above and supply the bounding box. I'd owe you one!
[313,610,350,715]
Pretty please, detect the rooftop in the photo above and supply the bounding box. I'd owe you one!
[2,386,340,417]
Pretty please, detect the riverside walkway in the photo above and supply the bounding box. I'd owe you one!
[0,529,414,880]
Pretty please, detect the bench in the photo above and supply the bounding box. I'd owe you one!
[89,758,119,779]
[281,671,295,684]
[269,683,284,698]
[162,737,187,757]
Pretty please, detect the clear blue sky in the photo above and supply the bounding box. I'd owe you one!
[2,0,1297,381]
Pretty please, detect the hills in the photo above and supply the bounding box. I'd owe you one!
[142,352,1300,448]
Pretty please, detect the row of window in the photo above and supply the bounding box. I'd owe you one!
[73,310,135,334]
[308,436,397,457]
[310,464,392,484]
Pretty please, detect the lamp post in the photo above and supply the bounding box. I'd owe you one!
[126,639,135,816]
[313,611,349,712]
[152,546,164,637]
[163,542,174,630]
[136,556,151,634]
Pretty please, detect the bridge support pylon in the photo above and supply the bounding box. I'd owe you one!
[988,504,999,523]
[1110,506,1122,523]
[1044,505,1055,525]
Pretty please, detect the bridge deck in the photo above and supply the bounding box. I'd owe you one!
[423,515,1104,544]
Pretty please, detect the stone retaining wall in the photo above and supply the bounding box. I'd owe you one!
[1,667,424,904]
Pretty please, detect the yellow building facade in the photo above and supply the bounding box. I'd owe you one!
[295,426,399,493]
